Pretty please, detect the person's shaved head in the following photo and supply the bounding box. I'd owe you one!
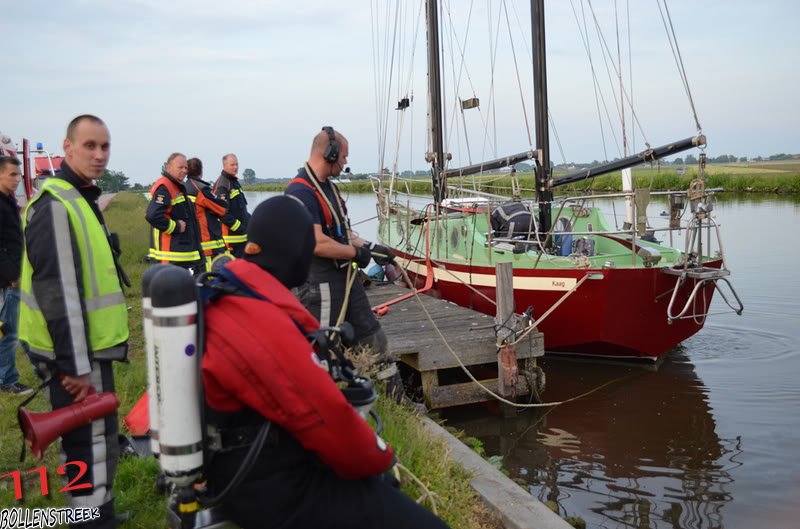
[63,115,110,182]
[307,127,350,180]
[66,114,105,141]
[311,129,347,157]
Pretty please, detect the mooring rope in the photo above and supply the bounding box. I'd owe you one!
[396,462,439,514]
[508,273,592,346]
[396,266,628,408]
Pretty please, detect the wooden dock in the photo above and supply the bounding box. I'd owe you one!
[366,282,544,409]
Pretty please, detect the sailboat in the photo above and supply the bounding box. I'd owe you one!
[370,0,743,360]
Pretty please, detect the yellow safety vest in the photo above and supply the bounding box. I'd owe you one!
[19,178,128,362]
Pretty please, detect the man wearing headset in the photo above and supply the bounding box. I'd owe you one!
[285,127,402,398]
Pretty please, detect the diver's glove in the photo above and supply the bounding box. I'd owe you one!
[354,245,372,268]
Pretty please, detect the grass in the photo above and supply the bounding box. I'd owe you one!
[1,191,494,528]
[245,161,800,195]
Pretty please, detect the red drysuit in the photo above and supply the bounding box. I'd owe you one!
[201,258,393,479]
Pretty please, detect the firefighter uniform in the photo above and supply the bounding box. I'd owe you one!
[285,164,386,349]
[185,175,228,268]
[19,163,129,528]
[146,174,203,271]
[213,170,249,257]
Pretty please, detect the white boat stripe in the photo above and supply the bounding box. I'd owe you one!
[399,257,578,291]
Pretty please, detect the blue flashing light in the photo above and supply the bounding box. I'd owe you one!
[36,142,43,150]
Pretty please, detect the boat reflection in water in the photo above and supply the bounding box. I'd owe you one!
[444,351,742,529]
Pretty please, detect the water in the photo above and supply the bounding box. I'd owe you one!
[246,190,800,529]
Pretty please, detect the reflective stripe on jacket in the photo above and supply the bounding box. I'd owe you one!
[146,176,203,264]
[19,178,129,368]
[213,172,249,246]
[185,177,227,257]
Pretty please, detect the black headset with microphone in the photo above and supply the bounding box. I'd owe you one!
[322,126,340,164]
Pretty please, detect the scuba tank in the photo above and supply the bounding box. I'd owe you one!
[142,263,171,455]
[150,265,204,484]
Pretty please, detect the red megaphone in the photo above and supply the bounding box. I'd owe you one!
[18,392,120,459]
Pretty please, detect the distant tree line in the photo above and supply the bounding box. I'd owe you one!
[112,152,797,190]
[97,170,131,192]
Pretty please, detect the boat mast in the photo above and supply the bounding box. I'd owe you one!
[531,0,553,234]
[426,0,446,204]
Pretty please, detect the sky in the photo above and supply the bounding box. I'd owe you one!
[2,0,798,185]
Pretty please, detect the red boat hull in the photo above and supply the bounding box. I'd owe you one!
[395,252,721,360]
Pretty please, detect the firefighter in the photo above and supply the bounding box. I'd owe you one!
[213,153,249,257]
[201,195,448,529]
[19,114,129,528]
[185,157,228,270]
[285,126,402,398]
[145,153,203,273]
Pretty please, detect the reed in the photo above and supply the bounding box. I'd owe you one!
[245,166,800,195]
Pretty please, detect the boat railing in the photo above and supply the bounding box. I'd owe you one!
[661,216,744,323]
[375,180,743,324]
[375,181,733,262]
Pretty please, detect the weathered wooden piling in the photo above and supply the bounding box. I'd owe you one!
[495,262,518,399]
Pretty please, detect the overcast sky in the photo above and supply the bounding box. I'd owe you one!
[2,0,797,185]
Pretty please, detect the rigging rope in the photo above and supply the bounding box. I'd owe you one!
[570,0,611,163]
[627,0,635,152]
[506,0,568,165]
[484,0,502,162]
[586,0,624,157]
[380,0,402,177]
[501,0,533,148]
[655,0,703,133]
[615,0,628,157]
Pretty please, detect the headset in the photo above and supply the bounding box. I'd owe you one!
[322,126,340,164]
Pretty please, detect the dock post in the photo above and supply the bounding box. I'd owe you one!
[495,263,518,404]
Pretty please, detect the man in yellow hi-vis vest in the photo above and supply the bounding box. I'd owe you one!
[20,114,129,529]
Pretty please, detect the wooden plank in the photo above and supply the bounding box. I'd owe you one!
[381,304,489,328]
[427,376,531,409]
[396,331,543,371]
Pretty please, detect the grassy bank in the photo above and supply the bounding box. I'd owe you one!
[1,192,492,528]
[246,163,800,195]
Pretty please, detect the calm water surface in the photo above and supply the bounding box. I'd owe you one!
[248,191,800,529]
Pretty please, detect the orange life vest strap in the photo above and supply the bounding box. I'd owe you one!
[289,177,333,227]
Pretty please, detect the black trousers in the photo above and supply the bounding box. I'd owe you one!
[207,430,449,529]
[294,264,385,350]
[35,360,118,529]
